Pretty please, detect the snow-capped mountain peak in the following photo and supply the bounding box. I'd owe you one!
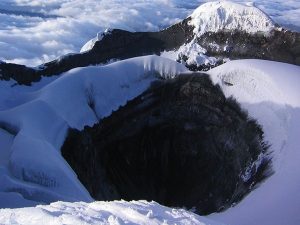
[80,29,112,53]
[189,1,275,35]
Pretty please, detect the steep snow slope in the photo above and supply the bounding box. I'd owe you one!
[0,200,225,225]
[208,60,300,225]
[0,56,188,207]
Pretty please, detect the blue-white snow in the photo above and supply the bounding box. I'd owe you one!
[0,1,299,225]
[208,60,300,225]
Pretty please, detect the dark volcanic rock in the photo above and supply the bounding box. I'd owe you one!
[0,61,39,85]
[62,74,270,215]
[197,29,300,65]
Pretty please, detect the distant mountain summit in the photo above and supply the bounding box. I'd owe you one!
[189,1,275,35]
[82,1,276,53]
[0,1,299,85]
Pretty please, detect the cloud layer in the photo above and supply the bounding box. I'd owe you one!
[0,0,299,66]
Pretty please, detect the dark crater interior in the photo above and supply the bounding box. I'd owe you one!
[62,74,271,215]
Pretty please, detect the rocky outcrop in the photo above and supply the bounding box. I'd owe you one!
[62,74,271,215]
[0,61,38,85]
[197,29,300,65]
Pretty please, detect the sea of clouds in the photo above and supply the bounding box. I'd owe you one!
[0,0,299,66]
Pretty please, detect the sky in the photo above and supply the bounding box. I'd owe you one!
[0,0,299,66]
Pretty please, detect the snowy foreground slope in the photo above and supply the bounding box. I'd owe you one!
[0,57,299,225]
[208,60,300,225]
[0,200,223,225]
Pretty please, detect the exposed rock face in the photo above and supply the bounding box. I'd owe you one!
[198,29,300,65]
[0,62,38,85]
[62,74,270,215]
[1,15,299,85]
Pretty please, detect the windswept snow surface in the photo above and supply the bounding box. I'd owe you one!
[208,60,300,225]
[0,56,188,208]
[0,200,225,225]
[190,1,275,35]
